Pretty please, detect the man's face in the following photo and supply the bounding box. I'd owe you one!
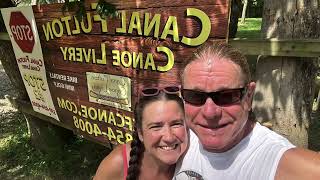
[182,58,255,152]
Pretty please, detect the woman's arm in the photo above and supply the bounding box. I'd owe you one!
[94,145,125,180]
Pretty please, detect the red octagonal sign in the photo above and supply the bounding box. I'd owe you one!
[9,11,35,53]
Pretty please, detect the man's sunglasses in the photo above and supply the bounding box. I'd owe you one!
[181,87,247,106]
[141,86,180,97]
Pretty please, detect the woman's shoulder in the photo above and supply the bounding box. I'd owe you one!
[94,144,130,180]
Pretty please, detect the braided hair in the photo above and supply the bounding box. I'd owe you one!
[126,92,184,180]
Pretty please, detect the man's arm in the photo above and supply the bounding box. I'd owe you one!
[93,145,124,180]
[275,148,320,180]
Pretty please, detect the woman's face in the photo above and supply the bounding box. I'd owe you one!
[139,100,188,165]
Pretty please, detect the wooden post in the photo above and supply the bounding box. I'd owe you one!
[253,0,318,148]
[0,41,28,100]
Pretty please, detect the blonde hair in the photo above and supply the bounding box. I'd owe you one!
[181,42,251,84]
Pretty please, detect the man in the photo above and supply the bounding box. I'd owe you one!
[174,42,320,180]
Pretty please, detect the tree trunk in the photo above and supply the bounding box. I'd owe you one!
[253,0,318,149]
[240,0,248,23]
[229,0,242,38]
[0,0,14,8]
[0,42,28,100]
[313,88,320,111]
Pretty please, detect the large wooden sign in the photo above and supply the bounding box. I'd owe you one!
[1,0,229,146]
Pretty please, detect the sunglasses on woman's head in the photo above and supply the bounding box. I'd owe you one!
[141,86,180,97]
[181,87,247,106]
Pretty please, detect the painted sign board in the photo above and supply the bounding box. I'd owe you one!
[1,0,230,145]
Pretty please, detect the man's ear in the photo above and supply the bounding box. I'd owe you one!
[245,81,256,109]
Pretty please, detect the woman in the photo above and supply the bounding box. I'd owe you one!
[94,87,188,180]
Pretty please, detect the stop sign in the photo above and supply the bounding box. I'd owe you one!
[9,11,35,53]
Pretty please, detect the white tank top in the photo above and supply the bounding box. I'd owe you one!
[174,122,295,180]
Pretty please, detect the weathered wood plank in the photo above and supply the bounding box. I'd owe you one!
[3,33,320,58]
[32,0,228,13]
[229,38,320,57]
[35,5,228,38]
[44,53,135,77]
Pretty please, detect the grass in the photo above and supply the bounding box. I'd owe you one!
[233,18,263,78]
[0,106,111,179]
[236,18,262,39]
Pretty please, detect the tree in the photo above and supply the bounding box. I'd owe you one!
[253,0,318,149]
[229,0,242,38]
[240,0,248,23]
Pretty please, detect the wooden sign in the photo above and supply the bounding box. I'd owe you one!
[2,0,230,146]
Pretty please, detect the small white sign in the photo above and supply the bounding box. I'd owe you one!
[1,6,59,121]
[87,72,131,112]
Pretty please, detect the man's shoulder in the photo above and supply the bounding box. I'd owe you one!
[251,122,289,142]
[275,148,320,180]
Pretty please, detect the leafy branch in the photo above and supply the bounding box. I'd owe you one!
[62,0,118,21]
[96,0,118,19]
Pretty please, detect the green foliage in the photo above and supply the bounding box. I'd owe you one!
[0,111,111,179]
[246,0,264,18]
[96,0,118,19]
[249,0,263,7]
[62,0,118,21]
[62,0,86,21]
[236,18,262,39]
